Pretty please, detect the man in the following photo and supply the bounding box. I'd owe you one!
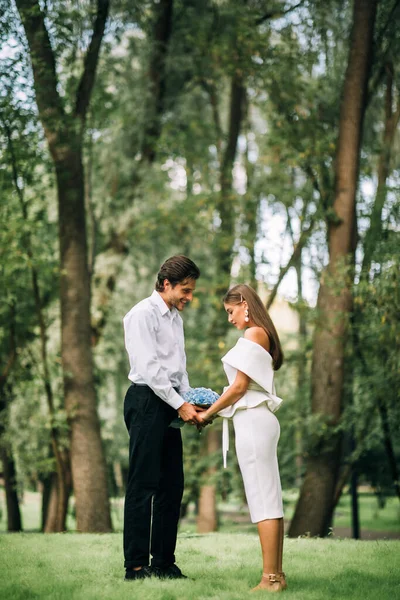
[122,255,201,581]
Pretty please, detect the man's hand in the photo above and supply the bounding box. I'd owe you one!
[177,402,200,424]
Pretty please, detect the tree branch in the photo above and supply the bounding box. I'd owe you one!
[0,305,16,386]
[266,162,322,309]
[74,0,110,126]
[200,79,223,162]
[375,0,400,49]
[141,0,174,163]
[15,0,65,141]
[266,213,316,309]
[256,0,307,25]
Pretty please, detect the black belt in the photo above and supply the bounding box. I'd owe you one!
[131,383,180,393]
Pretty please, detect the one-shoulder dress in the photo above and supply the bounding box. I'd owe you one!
[218,337,284,522]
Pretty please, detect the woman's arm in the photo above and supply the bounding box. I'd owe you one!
[199,370,250,422]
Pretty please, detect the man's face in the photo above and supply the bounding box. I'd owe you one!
[164,278,196,311]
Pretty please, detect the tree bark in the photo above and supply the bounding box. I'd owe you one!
[377,395,400,502]
[242,125,258,289]
[196,73,246,533]
[16,0,112,532]
[0,383,22,533]
[3,114,72,532]
[197,427,220,533]
[330,62,400,515]
[294,258,307,487]
[361,62,400,278]
[0,313,22,532]
[1,447,22,532]
[55,150,112,531]
[215,74,247,299]
[289,0,377,538]
[141,0,174,163]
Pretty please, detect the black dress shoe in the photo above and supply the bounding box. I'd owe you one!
[152,564,188,579]
[124,566,153,581]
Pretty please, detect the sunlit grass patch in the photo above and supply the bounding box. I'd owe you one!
[0,533,399,599]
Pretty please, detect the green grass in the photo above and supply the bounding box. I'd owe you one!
[0,533,399,599]
[332,493,400,532]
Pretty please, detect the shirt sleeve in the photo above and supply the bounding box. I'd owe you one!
[124,309,185,410]
[179,370,191,394]
[177,315,191,394]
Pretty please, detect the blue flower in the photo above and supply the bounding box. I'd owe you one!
[169,387,220,428]
[182,387,220,406]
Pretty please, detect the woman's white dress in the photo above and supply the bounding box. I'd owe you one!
[218,337,284,522]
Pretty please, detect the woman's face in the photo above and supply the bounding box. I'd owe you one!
[224,301,247,330]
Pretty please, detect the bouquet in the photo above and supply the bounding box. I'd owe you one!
[170,387,219,428]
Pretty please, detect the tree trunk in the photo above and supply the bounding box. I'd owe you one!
[2,114,74,533]
[377,395,400,502]
[294,259,307,487]
[289,0,377,538]
[43,451,72,532]
[361,62,400,278]
[141,0,174,163]
[43,473,59,533]
[215,74,247,298]
[0,332,22,531]
[331,63,400,516]
[196,73,246,532]
[197,427,220,533]
[16,0,112,532]
[1,446,22,532]
[41,474,52,531]
[55,151,112,532]
[242,126,258,289]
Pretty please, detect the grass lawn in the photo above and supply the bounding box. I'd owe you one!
[332,493,400,533]
[0,532,399,599]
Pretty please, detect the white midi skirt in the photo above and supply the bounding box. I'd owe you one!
[233,403,283,523]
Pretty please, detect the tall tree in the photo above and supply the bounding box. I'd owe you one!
[15,0,112,531]
[289,0,378,537]
[0,312,22,532]
[361,61,400,278]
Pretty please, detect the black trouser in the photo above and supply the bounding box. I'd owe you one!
[123,384,184,569]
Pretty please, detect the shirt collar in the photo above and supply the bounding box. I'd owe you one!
[150,290,178,319]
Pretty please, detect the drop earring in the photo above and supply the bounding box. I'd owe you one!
[244,308,249,323]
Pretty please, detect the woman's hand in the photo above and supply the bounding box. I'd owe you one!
[196,411,214,430]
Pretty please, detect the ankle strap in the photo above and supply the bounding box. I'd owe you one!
[262,573,282,583]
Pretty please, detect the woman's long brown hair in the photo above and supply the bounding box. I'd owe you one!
[223,284,284,370]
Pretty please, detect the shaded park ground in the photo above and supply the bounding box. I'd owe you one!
[2,488,399,539]
[1,490,399,598]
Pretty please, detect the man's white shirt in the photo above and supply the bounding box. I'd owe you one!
[123,290,189,410]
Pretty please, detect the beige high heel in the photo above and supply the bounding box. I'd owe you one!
[279,571,287,590]
[251,572,283,593]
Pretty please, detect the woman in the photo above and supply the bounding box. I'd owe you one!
[198,284,286,593]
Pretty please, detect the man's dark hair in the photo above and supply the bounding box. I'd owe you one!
[155,255,200,291]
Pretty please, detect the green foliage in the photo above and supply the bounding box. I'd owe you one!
[1,0,399,525]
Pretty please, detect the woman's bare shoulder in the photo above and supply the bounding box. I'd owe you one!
[244,327,270,351]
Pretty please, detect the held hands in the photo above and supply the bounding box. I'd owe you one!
[196,410,214,431]
[177,402,202,425]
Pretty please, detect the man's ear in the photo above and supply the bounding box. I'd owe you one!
[163,278,171,291]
